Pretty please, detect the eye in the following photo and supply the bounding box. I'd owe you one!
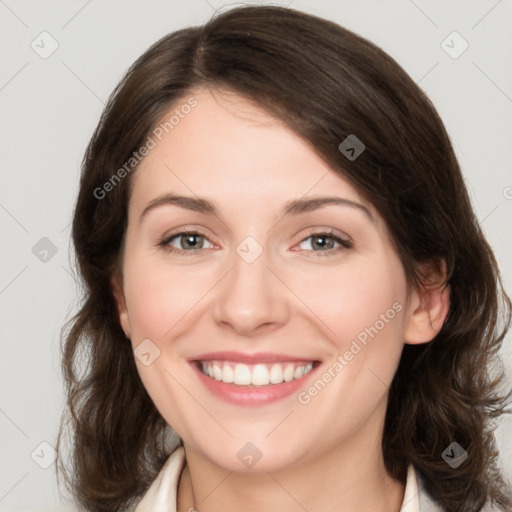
[158,231,215,256]
[296,229,353,256]
[157,228,352,257]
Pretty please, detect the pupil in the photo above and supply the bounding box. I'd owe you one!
[185,234,200,248]
[314,236,330,250]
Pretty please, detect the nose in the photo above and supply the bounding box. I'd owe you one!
[212,241,291,337]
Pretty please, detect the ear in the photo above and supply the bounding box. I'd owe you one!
[111,272,131,339]
[404,261,450,345]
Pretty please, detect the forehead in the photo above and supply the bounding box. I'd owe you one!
[129,87,371,218]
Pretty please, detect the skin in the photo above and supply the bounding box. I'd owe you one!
[112,87,450,512]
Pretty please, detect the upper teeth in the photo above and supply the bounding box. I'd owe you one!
[200,361,314,386]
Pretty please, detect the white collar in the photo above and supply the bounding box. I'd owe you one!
[401,463,420,511]
[135,446,421,512]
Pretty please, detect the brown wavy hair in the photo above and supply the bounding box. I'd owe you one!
[56,5,512,511]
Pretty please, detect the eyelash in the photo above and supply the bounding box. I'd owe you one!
[157,229,353,257]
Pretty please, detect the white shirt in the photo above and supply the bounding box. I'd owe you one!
[134,446,421,512]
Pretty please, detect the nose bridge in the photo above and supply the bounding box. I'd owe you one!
[212,235,289,335]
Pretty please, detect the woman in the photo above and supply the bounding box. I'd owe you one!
[56,5,512,512]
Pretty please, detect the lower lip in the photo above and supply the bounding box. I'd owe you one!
[190,362,319,406]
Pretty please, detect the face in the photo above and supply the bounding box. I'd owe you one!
[113,87,432,472]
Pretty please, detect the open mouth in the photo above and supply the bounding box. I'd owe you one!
[193,360,320,387]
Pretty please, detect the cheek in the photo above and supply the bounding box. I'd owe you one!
[289,257,407,429]
[123,254,205,342]
[291,254,408,390]
[299,258,405,339]
[121,253,199,426]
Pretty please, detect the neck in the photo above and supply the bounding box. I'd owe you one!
[177,417,405,512]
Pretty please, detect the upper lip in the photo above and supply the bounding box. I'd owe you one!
[190,351,319,364]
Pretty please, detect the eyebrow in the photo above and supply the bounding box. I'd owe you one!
[139,193,374,222]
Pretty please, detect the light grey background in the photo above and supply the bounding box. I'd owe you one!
[1,0,511,510]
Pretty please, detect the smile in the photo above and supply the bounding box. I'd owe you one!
[198,360,315,386]
[189,351,321,405]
